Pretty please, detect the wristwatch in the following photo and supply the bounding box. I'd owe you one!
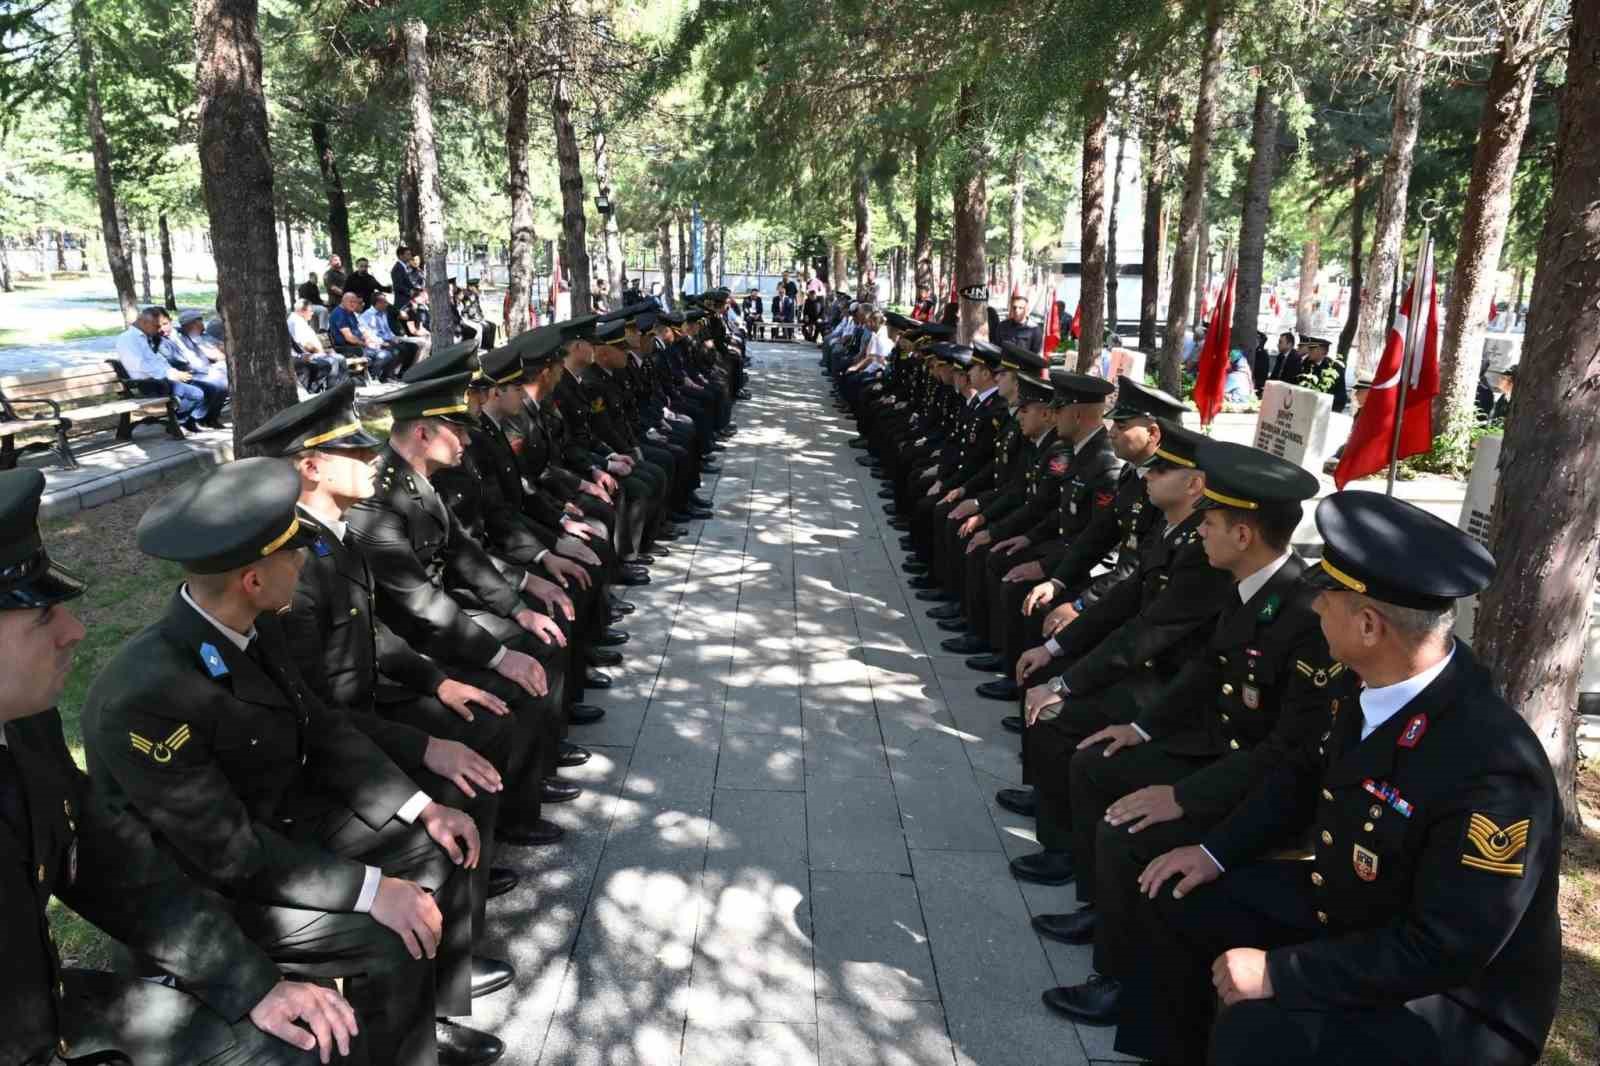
[1047,676,1069,697]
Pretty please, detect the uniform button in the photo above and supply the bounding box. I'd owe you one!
[350,607,360,617]
[1321,789,1334,801]
[301,754,308,765]
[1221,683,1234,696]
[1320,830,1333,845]
[1144,660,1154,668]
[1310,872,1323,887]
[1229,739,1240,750]
[1316,911,1328,925]
[37,863,45,882]
[1220,713,1230,722]
[60,1039,70,1055]
[1247,674,1255,682]
[1369,805,1383,819]
[1217,655,1228,665]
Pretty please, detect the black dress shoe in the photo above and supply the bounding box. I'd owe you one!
[661,524,689,537]
[558,741,592,766]
[724,422,739,432]
[878,488,896,499]
[907,575,940,590]
[700,463,723,474]
[570,703,606,724]
[848,437,868,448]
[586,648,623,667]
[1033,908,1098,945]
[607,607,628,623]
[856,455,878,466]
[585,668,613,688]
[903,561,930,575]
[967,653,1007,672]
[487,868,519,900]
[436,1019,505,1065]
[619,570,651,587]
[1041,976,1121,1026]
[936,618,969,633]
[542,779,582,803]
[941,634,989,654]
[670,510,694,523]
[899,539,917,552]
[976,678,1019,701]
[1010,849,1075,885]
[689,493,714,509]
[890,519,912,531]
[496,818,564,846]
[608,595,637,612]
[926,603,964,619]
[995,787,1037,816]
[471,956,515,998]
[597,627,629,647]
[883,504,898,517]
[630,554,656,566]
[916,590,958,603]
[683,507,715,520]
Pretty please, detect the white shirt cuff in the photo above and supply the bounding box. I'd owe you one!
[353,866,382,913]
[487,646,508,669]
[1199,845,1225,874]
[1131,723,1152,742]
[1050,579,1067,593]
[396,791,431,825]
[1044,637,1063,657]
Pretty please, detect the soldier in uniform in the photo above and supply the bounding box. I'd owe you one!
[1290,335,1349,413]
[904,341,1008,563]
[1035,440,1346,1026]
[1,468,358,1066]
[981,378,1177,710]
[1115,492,1560,1066]
[1005,423,1232,884]
[82,460,501,1066]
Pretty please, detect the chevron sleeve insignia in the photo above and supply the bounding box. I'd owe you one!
[1461,813,1530,877]
[130,723,192,765]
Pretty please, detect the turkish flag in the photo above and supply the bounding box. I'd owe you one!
[1333,252,1440,488]
[1069,301,1082,340]
[1192,268,1236,426]
[1488,299,1499,325]
[1042,288,1061,361]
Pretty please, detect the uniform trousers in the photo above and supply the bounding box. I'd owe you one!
[1024,685,1138,845]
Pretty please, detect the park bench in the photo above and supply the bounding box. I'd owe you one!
[0,361,180,470]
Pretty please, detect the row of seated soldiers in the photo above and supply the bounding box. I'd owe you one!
[834,315,1562,1066]
[5,292,754,1066]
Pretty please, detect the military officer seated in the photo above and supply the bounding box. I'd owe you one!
[82,459,496,1066]
[1115,492,1561,1066]
[1,468,358,1066]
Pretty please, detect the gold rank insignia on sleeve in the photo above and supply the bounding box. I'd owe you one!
[130,723,192,764]
[1461,813,1530,877]
[1296,661,1346,688]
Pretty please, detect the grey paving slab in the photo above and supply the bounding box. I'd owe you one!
[716,730,805,791]
[816,997,958,1066]
[679,1020,819,1066]
[811,871,939,1003]
[806,775,908,873]
[892,768,1003,853]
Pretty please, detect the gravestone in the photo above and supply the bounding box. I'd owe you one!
[1252,381,1333,474]
[1095,348,1147,387]
[1453,433,1502,642]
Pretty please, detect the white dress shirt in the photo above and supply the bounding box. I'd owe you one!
[180,583,430,912]
[1358,643,1455,740]
[1236,552,1293,606]
[115,325,175,382]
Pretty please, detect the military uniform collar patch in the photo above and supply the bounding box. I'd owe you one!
[199,642,229,678]
[1257,594,1280,622]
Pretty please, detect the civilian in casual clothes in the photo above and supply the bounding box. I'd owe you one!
[287,299,347,391]
[344,257,386,308]
[297,272,323,306]
[771,286,796,341]
[114,306,210,430]
[361,292,418,382]
[164,309,230,425]
[322,254,346,305]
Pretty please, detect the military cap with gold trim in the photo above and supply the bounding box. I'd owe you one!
[374,370,477,426]
[998,341,1047,376]
[400,336,480,385]
[1303,491,1494,609]
[559,314,601,338]
[591,319,627,345]
[503,323,566,370]
[685,308,707,322]
[0,468,86,608]
[1015,371,1055,408]
[1108,376,1187,422]
[136,458,317,574]
[1147,419,1205,471]
[479,345,526,386]
[1192,439,1319,512]
[1048,370,1115,408]
[885,311,917,332]
[969,339,1004,372]
[906,322,956,340]
[240,381,382,457]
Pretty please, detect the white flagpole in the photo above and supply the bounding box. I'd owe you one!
[1386,221,1435,495]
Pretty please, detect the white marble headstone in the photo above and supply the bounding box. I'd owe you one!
[1454,433,1503,642]
[1252,382,1333,474]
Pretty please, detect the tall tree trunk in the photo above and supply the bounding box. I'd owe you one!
[193,0,296,447]
[309,119,352,267]
[136,219,152,304]
[402,19,455,341]
[282,211,295,306]
[1159,0,1224,394]
[0,242,11,292]
[549,71,592,320]
[1435,29,1539,455]
[158,213,176,309]
[676,213,687,292]
[592,119,623,308]
[1078,85,1109,371]
[951,82,990,344]
[55,230,67,272]
[1006,143,1027,294]
[852,150,872,289]
[1474,0,1600,831]
[1106,131,1126,336]
[1354,0,1430,373]
[913,141,934,295]
[1139,137,1169,350]
[656,216,675,306]
[397,145,422,254]
[1295,217,1321,337]
[1192,193,1210,322]
[704,221,720,290]
[1232,82,1280,354]
[1338,153,1369,356]
[832,243,847,294]
[505,75,534,335]
[73,0,138,323]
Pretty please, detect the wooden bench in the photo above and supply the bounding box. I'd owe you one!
[0,362,180,470]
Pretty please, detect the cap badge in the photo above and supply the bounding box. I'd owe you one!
[199,642,229,678]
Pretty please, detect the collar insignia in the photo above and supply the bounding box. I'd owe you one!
[1396,712,1428,749]
[199,642,229,678]
[1258,594,1280,622]
[312,537,332,557]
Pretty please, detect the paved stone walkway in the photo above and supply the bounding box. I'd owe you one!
[474,340,1126,1065]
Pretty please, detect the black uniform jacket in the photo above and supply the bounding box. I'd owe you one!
[1049,460,1160,609]
[1205,643,1561,1063]
[472,414,567,534]
[1132,555,1349,823]
[1025,426,1123,546]
[579,365,639,453]
[346,445,516,668]
[1054,510,1231,704]
[285,508,446,769]
[981,429,1056,531]
[551,368,611,468]
[6,711,282,1061]
[946,389,1007,484]
[960,407,1022,501]
[83,594,422,914]
[989,436,1075,542]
